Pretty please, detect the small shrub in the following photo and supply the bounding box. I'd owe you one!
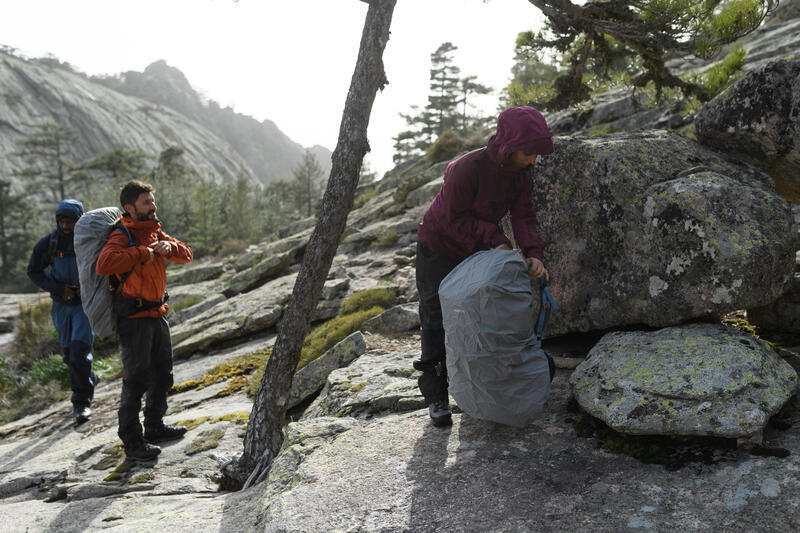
[426,129,466,164]
[0,357,12,394]
[13,298,59,365]
[372,232,398,248]
[30,354,69,387]
[340,287,396,315]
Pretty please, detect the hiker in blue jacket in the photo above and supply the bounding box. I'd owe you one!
[27,199,96,425]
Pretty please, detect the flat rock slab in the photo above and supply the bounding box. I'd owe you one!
[229,376,800,533]
[304,348,425,419]
[363,302,420,334]
[171,273,296,359]
[570,324,798,438]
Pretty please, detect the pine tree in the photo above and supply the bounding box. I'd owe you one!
[0,179,38,290]
[188,179,225,256]
[392,43,492,164]
[522,0,776,110]
[13,122,80,203]
[291,150,325,218]
[72,148,151,207]
[457,75,492,133]
[150,146,194,232]
[73,148,150,181]
[425,42,461,136]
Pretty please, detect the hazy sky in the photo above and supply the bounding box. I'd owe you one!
[1,0,545,177]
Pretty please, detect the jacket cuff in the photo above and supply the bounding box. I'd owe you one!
[524,248,544,263]
[490,232,511,248]
[138,246,151,262]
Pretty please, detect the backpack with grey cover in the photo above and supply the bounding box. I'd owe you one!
[74,207,124,337]
[439,249,553,427]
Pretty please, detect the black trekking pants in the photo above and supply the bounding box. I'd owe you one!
[117,316,174,445]
[415,242,461,405]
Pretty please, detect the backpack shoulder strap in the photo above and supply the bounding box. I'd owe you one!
[108,222,137,293]
[46,229,59,265]
[113,221,136,247]
[535,278,559,348]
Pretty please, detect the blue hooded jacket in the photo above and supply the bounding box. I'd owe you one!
[27,199,85,304]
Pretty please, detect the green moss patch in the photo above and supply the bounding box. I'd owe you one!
[185,427,227,455]
[340,287,396,315]
[210,411,250,424]
[245,287,395,398]
[298,306,383,370]
[176,416,211,431]
[102,458,135,482]
[170,351,269,395]
[213,375,249,398]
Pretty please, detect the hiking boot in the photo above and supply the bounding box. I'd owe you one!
[73,406,91,425]
[144,424,187,443]
[428,399,452,427]
[124,441,161,461]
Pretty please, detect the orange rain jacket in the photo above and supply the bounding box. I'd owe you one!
[96,215,193,318]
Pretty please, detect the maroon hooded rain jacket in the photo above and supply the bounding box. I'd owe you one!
[417,106,553,263]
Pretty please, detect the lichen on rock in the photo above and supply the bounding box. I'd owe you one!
[570,323,798,438]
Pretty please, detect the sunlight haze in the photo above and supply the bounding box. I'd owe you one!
[1,0,545,177]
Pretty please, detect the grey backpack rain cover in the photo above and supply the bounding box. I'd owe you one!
[74,207,123,338]
[439,249,551,427]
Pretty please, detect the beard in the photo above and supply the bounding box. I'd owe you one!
[134,209,158,222]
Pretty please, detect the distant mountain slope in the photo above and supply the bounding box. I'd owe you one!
[0,51,260,189]
[94,60,333,185]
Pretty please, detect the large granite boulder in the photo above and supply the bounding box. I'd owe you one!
[534,131,798,336]
[570,324,798,438]
[695,60,800,202]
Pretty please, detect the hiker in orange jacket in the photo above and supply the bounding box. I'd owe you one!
[97,180,192,461]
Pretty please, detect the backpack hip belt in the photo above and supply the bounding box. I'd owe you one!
[112,292,170,318]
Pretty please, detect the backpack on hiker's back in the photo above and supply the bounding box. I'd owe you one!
[74,207,132,337]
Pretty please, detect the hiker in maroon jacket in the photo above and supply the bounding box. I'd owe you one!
[414,106,553,427]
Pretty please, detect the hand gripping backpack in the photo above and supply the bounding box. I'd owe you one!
[439,249,558,427]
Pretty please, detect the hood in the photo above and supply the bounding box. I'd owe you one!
[55,199,84,221]
[487,106,554,164]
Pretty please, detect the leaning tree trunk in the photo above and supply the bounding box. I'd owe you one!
[232,0,396,488]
